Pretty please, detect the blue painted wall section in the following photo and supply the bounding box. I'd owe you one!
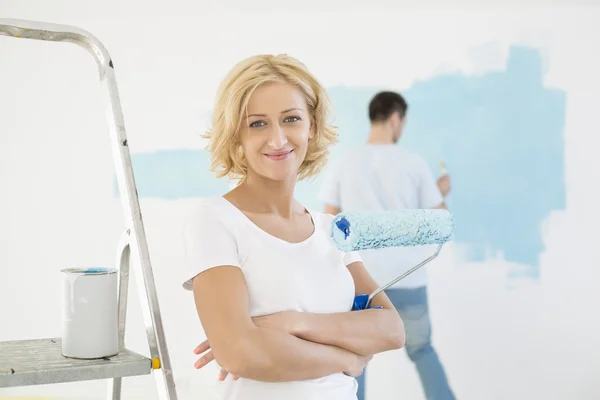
[122,149,230,199]
[123,45,566,272]
[403,46,566,269]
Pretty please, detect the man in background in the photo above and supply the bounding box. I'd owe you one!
[318,91,455,400]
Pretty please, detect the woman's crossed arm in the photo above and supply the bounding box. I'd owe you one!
[191,265,371,382]
[253,261,405,357]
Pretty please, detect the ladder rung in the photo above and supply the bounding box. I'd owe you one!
[0,338,152,388]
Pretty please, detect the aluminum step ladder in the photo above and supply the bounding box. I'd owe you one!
[0,18,178,400]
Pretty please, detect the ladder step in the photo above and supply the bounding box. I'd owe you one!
[0,338,152,388]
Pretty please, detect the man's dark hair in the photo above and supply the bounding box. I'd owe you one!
[368,91,408,123]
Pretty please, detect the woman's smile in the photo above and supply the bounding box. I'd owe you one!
[264,149,294,161]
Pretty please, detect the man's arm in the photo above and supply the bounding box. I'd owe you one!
[432,202,447,210]
[435,173,451,209]
[192,266,362,382]
[417,156,448,210]
[286,261,405,356]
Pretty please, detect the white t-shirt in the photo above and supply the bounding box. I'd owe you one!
[318,144,444,289]
[182,196,362,400]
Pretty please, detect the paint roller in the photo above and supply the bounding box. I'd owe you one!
[330,209,454,310]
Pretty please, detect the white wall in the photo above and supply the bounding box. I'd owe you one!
[1,1,600,399]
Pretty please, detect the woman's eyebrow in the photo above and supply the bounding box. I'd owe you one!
[247,108,304,118]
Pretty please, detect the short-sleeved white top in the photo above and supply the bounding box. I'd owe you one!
[182,196,362,400]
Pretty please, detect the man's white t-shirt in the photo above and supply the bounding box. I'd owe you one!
[181,196,362,400]
[318,144,444,289]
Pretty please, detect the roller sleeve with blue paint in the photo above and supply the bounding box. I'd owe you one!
[330,209,454,310]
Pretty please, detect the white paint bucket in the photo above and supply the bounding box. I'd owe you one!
[60,267,119,359]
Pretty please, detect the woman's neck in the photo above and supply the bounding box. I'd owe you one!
[234,173,299,218]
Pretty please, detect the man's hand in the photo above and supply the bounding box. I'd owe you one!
[437,174,451,197]
[193,340,239,381]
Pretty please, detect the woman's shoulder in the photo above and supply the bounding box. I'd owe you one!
[184,196,237,230]
[187,195,227,215]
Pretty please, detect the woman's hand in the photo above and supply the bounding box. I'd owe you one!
[218,367,240,382]
[194,340,239,381]
[343,353,373,377]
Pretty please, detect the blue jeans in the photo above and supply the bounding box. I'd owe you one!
[355,286,456,400]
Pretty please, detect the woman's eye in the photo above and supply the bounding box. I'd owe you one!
[249,120,265,128]
[284,116,300,123]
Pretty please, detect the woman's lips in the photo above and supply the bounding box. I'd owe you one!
[264,149,293,161]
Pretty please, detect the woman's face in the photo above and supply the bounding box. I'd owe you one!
[240,81,314,182]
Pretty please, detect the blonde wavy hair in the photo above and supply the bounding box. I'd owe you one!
[203,54,339,182]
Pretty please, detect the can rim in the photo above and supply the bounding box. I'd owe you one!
[60,267,118,275]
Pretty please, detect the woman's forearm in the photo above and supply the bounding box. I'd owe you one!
[224,326,359,382]
[291,309,405,356]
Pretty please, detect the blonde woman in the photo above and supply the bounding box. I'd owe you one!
[182,54,405,400]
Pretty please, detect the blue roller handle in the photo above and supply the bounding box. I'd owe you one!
[352,294,383,311]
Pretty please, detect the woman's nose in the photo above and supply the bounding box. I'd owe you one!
[267,123,288,149]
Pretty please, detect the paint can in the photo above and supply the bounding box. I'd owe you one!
[60,267,119,359]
